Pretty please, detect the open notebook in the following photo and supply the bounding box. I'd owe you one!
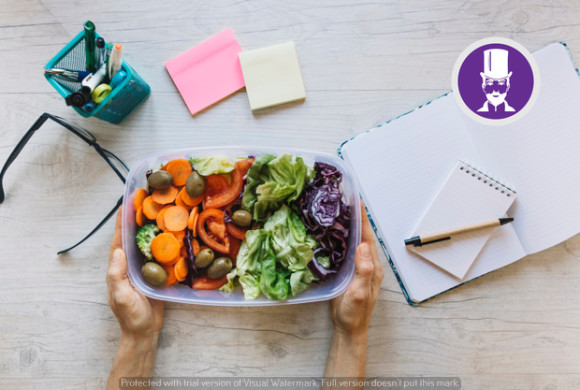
[339,42,580,304]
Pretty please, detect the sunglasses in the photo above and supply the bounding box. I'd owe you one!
[483,79,509,94]
[0,113,128,254]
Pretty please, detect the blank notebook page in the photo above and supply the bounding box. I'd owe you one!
[464,42,580,255]
[409,162,517,279]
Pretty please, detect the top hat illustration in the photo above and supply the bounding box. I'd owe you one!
[480,48,512,80]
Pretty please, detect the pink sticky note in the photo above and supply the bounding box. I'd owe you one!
[165,29,245,115]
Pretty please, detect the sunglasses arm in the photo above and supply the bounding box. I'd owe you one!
[0,115,49,203]
[57,196,124,254]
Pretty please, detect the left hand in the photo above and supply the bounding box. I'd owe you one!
[107,207,164,338]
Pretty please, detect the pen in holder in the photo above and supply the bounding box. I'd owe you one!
[44,30,150,125]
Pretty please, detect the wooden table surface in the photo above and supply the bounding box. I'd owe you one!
[1,1,580,389]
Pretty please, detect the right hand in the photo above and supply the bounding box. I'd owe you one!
[330,202,384,336]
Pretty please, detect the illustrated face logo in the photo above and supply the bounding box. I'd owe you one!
[452,38,540,125]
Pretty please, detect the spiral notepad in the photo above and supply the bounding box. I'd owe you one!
[408,162,517,279]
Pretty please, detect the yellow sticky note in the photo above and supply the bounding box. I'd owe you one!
[239,42,306,111]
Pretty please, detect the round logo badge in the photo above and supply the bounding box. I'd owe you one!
[452,37,540,126]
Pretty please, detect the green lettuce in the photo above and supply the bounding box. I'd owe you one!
[239,273,261,299]
[265,205,317,272]
[290,268,318,296]
[235,229,269,274]
[242,154,312,221]
[231,205,318,300]
[258,239,290,300]
[189,156,235,175]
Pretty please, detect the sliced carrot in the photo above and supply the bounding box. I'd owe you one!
[180,188,203,207]
[180,245,187,258]
[151,186,179,205]
[151,232,181,263]
[175,191,192,210]
[133,188,148,211]
[187,207,199,232]
[171,229,185,246]
[156,205,172,232]
[135,206,145,227]
[142,196,164,220]
[174,256,188,282]
[164,205,189,232]
[163,265,178,286]
[163,159,192,187]
[192,239,200,256]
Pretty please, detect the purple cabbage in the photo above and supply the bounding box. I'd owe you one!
[298,162,351,280]
[308,248,338,279]
[182,228,200,286]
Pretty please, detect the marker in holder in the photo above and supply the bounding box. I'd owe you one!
[44,30,150,125]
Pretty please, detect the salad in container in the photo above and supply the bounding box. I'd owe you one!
[122,147,361,306]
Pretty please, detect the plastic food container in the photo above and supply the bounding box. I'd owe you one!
[122,147,361,306]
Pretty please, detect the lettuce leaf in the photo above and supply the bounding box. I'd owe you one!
[239,273,261,299]
[242,154,311,221]
[290,268,318,296]
[236,229,269,274]
[265,205,317,272]
[242,154,276,214]
[258,239,290,300]
[189,156,235,175]
[231,205,319,299]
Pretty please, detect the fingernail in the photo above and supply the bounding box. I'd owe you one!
[113,248,123,263]
[360,242,371,258]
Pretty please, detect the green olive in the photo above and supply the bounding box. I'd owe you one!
[194,248,215,268]
[185,171,206,198]
[207,257,233,279]
[232,209,252,228]
[141,262,168,287]
[148,170,174,190]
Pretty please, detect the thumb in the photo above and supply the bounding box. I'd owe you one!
[107,248,129,287]
[355,243,375,279]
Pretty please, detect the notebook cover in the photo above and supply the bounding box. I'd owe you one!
[337,41,578,306]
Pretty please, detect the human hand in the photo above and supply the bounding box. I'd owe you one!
[330,202,384,337]
[107,207,164,339]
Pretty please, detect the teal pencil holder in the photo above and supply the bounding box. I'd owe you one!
[45,31,150,125]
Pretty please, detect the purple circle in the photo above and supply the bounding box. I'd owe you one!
[457,43,534,120]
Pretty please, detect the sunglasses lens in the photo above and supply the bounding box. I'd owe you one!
[484,80,508,94]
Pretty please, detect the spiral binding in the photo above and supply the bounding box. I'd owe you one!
[459,161,516,197]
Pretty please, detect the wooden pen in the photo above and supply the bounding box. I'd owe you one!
[404,217,514,247]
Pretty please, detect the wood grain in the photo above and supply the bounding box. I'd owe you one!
[1,1,580,389]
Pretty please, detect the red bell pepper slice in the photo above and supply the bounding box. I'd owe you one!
[237,157,254,177]
[192,275,229,290]
[226,222,248,241]
[204,159,252,209]
[228,235,241,264]
[196,208,230,254]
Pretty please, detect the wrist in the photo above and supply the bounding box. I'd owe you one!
[120,330,159,351]
[333,326,368,345]
[324,325,368,379]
